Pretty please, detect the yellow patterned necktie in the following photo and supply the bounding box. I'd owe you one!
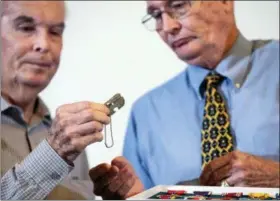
[201,72,234,169]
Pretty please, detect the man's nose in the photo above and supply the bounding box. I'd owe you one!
[33,30,50,53]
[162,13,181,35]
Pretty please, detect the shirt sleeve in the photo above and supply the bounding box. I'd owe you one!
[122,110,154,190]
[1,139,73,200]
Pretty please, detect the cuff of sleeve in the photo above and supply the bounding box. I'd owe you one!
[19,139,74,194]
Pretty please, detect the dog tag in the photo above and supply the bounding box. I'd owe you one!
[105,93,125,116]
[104,93,125,148]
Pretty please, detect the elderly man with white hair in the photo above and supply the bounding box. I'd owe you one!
[1,1,111,199]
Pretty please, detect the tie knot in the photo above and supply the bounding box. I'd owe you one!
[205,73,224,88]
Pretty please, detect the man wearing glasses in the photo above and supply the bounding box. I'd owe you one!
[89,1,279,199]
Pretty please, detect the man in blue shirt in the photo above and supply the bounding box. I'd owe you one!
[89,1,279,199]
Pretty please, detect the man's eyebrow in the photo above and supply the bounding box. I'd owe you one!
[13,15,65,29]
[13,15,35,24]
[52,22,65,29]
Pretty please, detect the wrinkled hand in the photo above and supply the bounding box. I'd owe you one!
[199,150,280,187]
[47,101,110,165]
[89,156,144,200]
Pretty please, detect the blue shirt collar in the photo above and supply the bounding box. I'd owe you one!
[186,32,253,99]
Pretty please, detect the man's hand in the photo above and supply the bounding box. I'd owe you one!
[199,150,280,187]
[89,156,144,200]
[47,101,110,165]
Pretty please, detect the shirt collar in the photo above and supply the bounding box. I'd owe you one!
[35,98,52,121]
[187,65,209,99]
[1,95,51,121]
[1,96,10,112]
[187,32,253,99]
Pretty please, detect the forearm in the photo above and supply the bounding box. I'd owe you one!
[1,139,73,199]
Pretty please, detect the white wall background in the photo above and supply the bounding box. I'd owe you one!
[40,1,279,169]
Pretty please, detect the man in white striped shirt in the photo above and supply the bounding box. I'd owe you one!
[1,1,110,199]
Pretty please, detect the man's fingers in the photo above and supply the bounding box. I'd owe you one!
[90,161,139,200]
[89,163,111,182]
[91,103,111,115]
[67,121,104,137]
[107,166,135,196]
[85,109,110,125]
[94,166,119,196]
[56,108,110,130]
[56,101,92,114]
[56,101,110,116]
[117,169,136,197]
[110,156,137,197]
[206,164,233,186]
[72,133,104,151]
[107,166,127,193]
[200,152,233,185]
[234,181,246,187]
[226,170,245,186]
[71,109,111,125]
[111,156,130,169]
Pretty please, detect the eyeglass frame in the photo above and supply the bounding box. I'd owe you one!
[141,1,193,31]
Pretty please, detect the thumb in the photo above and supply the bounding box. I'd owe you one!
[111,156,131,170]
[89,163,110,181]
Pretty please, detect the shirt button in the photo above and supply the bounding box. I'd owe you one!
[72,176,79,180]
[50,172,61,180]
[235,83,241,88]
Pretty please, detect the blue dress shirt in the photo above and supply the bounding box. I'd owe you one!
[122,33,279,190]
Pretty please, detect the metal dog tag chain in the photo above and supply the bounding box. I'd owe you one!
[104,93,125,148]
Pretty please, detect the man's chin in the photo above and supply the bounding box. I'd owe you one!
[17,77,50,90]
[176,51,201,65]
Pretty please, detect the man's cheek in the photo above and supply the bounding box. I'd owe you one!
[52,48,62,66]
[181,14,208,34]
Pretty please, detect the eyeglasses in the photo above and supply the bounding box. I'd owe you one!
[141,1,192,31]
